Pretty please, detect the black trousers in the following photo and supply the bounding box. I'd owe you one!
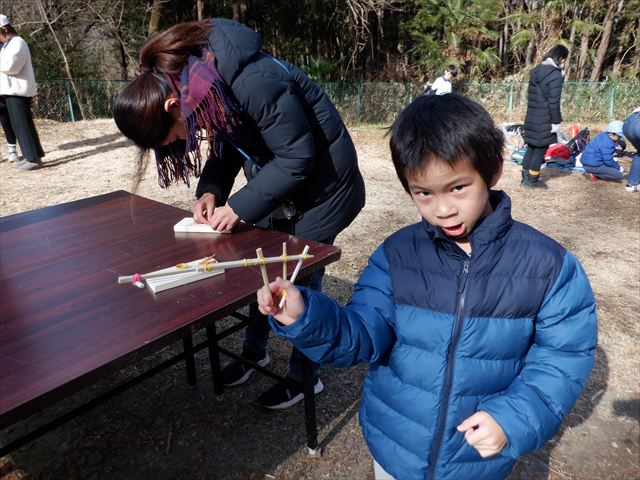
[522,145,547,173]
[2,95,44,162]
[0,96,16,145]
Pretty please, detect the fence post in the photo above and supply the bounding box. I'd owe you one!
[608,83,616,119]
[508,82,514,123]
[355,81,362,124]
[65,80,76,122]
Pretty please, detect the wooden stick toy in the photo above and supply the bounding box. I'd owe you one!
[282,242,288,279]
[256,248,270,290]
[117,249,313,287]
[279,245,310,309]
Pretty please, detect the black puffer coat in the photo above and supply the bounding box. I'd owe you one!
[195,18,365,242]
[523,62,564,147]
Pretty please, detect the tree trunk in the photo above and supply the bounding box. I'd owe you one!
[589,0,621,81]
[148,0,164,36]
[196,0,205,21]
[564,3,580,80]
[578,27,590,80]
[232,0,246,22]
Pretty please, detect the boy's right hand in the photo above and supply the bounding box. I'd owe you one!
[257,277,304,325]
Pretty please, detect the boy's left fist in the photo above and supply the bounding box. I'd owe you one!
[457,411,507,458]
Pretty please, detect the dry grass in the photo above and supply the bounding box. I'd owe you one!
[0,119,638,479]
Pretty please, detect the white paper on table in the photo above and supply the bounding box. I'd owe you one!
[173,217,230,234]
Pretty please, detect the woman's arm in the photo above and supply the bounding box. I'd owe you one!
[226,66,318,224]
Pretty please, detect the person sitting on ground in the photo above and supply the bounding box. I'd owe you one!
[422,64,458,96]
[622,108,640,192]
[580,120,625,182]
[256,93,597,480]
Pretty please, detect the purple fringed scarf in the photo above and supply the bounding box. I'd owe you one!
[154,47,242,188]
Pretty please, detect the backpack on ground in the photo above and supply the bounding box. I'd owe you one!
[565,128,590,157]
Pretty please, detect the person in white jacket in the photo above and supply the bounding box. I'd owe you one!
[0,14,44,171]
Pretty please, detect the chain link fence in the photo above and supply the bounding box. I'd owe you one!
[33,78,639,126]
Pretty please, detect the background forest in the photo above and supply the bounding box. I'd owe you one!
[0,0,638,85]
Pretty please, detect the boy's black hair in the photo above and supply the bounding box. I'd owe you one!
[389,93,504,192]
[542,45,569,64]
[446,64,459,77]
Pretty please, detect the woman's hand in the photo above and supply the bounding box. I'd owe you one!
[193,193,216,224]
[457,411,507,458]
[257,277,305,325]
[209,205,240,232]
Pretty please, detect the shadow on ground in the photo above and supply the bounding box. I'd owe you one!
[510,344,609,479]
[1,275,363,479]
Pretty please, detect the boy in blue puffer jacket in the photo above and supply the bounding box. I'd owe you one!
[257,94,597,480]
[580,120,625,182]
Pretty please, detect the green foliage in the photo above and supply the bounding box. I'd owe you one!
[6,0,638,83]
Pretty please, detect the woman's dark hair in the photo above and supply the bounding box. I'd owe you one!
[389,93,504,192]
[542,45,569,65]
[112,20,213,186]
[0,24,17,35]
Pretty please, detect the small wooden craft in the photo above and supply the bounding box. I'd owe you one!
[135,256,223,293]
[118,247,312,295]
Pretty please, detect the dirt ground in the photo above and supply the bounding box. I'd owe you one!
[0,119,639,480]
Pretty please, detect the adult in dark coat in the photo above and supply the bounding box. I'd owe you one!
[521,45,569,189]
[113,18,365,409]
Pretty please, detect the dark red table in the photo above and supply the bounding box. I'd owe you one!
[0,190,340,456]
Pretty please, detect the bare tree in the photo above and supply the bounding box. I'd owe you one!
[86,2,136,79]
[34,0,86,119]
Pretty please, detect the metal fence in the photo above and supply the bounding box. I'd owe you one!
[33,78,639,126]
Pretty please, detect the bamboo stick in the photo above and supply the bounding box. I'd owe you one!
[279,245,310,309]
[282,242,287,279]
[117,251,313,284]
[256,248,270,290]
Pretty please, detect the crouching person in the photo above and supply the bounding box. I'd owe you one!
[256,94,597,480]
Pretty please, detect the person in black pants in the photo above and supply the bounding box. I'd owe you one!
[521,45,569,189]
[0,95,19,162]
[113,18,365,410]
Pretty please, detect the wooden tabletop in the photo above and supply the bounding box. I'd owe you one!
[0,191,341,427]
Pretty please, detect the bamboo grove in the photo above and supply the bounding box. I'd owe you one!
[1,0,638,84]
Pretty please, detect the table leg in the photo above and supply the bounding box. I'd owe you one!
[301,355,320,454]
[206,324,224,400]
[182,335,197,386]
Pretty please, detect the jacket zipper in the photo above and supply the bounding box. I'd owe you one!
[426,259,470,480]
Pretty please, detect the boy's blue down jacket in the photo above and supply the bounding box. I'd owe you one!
[271,191,597,480]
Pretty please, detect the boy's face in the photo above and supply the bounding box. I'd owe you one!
[406,158,501,253]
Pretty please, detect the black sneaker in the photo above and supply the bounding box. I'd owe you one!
[256,377,324,410]
[222,352,270,387]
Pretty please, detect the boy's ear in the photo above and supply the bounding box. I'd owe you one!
[489,162,503,188]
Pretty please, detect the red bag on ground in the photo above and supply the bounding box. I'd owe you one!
[544,144,571,160]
